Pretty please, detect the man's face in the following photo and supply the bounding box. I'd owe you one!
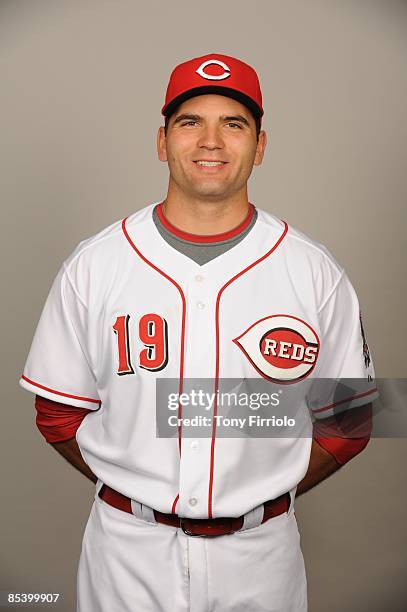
[157,94,267,201]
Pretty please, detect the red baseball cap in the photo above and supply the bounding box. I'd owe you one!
[162,53,264,124]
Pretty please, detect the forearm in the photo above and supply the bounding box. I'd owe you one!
[51,438,97,484]
[296,439,341,497]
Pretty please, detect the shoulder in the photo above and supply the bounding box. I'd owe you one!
[257,208,340,267]
[63,202,156,270]
[58,202,157,298]
[67,203,155,263]
[256,207,346,304]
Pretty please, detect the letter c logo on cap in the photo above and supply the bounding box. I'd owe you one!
[196,59,231,81]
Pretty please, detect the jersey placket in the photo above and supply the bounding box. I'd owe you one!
[176,270,217,519]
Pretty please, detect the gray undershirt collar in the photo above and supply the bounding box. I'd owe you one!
[152,205,258,266]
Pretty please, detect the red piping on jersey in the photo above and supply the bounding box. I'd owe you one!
[21,375,101,405]
[156,202,255,243]
[208,220,289,518]
[121,217,186,514]
[171,493,180,515]
[312,387,378,414]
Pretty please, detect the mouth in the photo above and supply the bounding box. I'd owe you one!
[193,160,228,172]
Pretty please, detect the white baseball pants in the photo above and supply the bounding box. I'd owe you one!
[77,486,307,612]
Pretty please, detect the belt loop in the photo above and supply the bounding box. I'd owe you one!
[287,487,297,516]
[130,498,142,518]
[95,479,104,498]
[141,504,157,524]
[131,499,157,525]
[240,503,264,532]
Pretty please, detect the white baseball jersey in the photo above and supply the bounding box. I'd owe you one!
[20,202,377,519]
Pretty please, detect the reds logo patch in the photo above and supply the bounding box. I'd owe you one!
[233,315,320,383]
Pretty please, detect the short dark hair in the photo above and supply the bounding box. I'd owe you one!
[164,108,261,141]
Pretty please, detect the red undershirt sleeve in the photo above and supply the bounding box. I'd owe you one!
[313,403,372,465]
[35,394,92,443]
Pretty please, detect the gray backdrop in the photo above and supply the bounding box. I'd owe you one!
[1,1,406,610]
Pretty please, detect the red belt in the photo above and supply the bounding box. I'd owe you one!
[99,484,290,537]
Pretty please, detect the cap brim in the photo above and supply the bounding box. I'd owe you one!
[162,86,263,119]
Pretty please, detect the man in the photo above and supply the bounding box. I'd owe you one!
[20,54,377,611]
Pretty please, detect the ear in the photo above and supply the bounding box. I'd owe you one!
[157,126,168,162]
[254,130,267,166]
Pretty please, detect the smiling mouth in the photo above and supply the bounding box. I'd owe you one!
[193,161,227,167]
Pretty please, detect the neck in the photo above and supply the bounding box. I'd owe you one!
[161,183,251,236]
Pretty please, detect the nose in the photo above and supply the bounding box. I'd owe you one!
[196,124,224,150]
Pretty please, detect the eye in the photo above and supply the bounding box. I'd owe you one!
[181,121,198,127]
[226,122,242,129]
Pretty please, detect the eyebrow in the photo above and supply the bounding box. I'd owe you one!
[172,113,251,128]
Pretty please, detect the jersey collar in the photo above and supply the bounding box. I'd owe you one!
[155,202,255,244]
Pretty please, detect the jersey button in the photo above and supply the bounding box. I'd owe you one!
[189,497,198,507]
[195,274,204,282]
[190,440,199,450]
[197,301,205,310]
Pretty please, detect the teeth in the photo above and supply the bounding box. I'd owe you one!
[196,161,224,166]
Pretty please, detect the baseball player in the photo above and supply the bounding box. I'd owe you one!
[20,54,378,612]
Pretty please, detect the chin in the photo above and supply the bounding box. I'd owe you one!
[192,189,230,200]
[189,182,231,198]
